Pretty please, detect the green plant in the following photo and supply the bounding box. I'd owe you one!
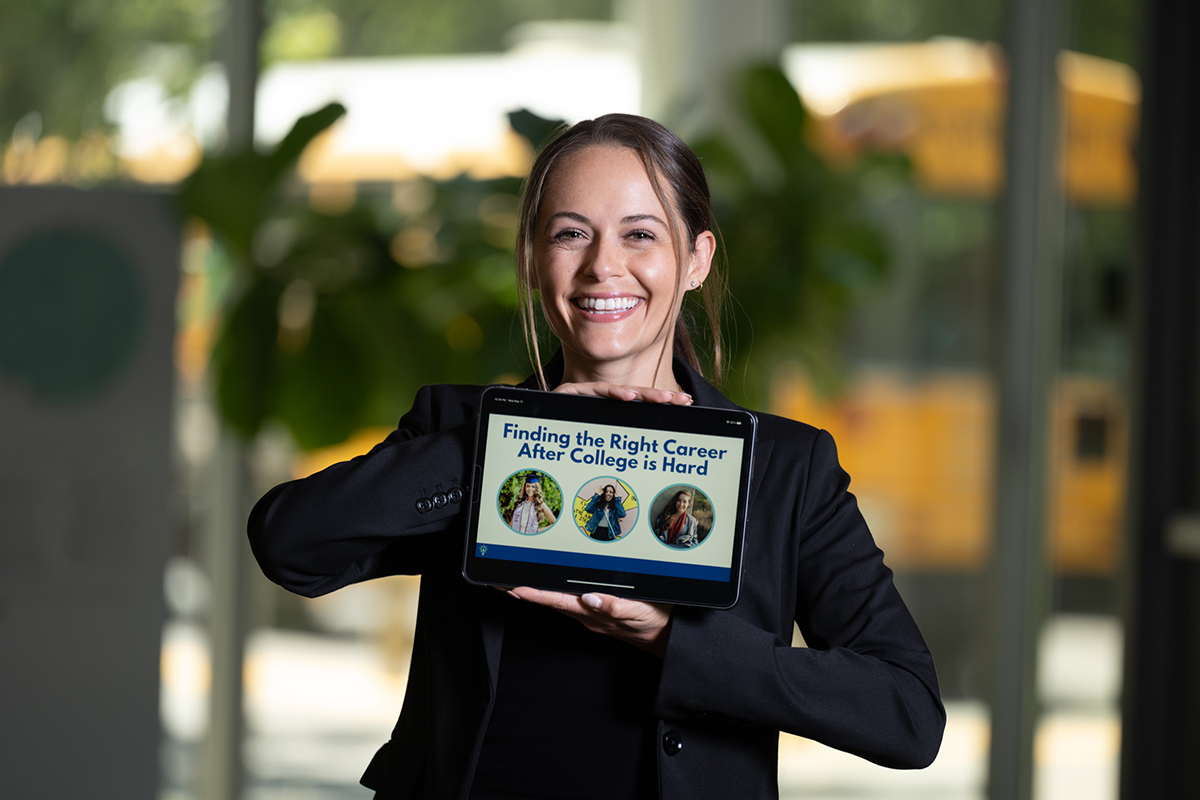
[179,103,527,449]
[689,65,902,404]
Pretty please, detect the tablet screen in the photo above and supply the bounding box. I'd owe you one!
[463,386,756,608]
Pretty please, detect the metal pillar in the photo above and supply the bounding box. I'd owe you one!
[986,0,1066,797]
[1119,0,1200,795]
[224,0,260,151]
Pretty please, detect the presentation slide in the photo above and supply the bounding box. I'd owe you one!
[475,412,747,581]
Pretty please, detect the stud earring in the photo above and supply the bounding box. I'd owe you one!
[690,280,699,288]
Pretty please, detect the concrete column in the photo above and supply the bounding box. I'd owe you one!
[616,0,790,133]
[203,2,262,799]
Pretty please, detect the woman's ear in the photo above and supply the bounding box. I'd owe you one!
[687,231,716,288]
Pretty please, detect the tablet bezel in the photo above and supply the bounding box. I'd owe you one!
[462,386,756,609]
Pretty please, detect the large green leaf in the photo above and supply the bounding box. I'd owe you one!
[740,65,808,167]
[178,102,346,260]
[276,302,370,450]
[210,278,281,438]
[507,109,566,151]
[270,102,348,170]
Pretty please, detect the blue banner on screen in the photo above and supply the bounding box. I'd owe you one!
[476,542,730,582]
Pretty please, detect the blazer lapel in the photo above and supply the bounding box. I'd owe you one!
[478,594,504,694]
[675,359,775,510]
[745,436,774,510]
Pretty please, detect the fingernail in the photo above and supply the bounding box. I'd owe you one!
[507,590,521,601]
[581,594,602,610]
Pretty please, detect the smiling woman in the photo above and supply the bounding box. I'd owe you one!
[248,113,945,800]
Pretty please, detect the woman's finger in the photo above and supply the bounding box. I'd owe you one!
[508,586,587,615]
[507,586,673,656]
[554,382,635,400]
[554,381,692,406]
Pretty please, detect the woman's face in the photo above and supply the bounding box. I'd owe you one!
[674,493,690,513]
[603,485,615,501]
[523,481,536,499]
[533,146,713,375]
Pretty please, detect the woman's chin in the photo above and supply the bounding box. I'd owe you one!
[561,336,667,372]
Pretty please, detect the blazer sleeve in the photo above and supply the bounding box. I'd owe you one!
[247,384,477,598]
[654,429,945,769]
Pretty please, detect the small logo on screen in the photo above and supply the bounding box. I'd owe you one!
[478,544,489,557]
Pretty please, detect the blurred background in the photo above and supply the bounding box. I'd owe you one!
[1,0,1198,798]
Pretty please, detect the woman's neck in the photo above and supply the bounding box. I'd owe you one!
[558,344,681,392]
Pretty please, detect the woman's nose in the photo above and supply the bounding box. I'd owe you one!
[584,237,625,281]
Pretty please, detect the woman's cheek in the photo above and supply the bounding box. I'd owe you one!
[542,302,571,341]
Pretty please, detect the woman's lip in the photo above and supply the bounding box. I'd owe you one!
[570,295,644,322]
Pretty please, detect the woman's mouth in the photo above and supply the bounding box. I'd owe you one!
[573,296,643,314]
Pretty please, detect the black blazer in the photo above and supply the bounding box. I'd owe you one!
[248,355,945,799]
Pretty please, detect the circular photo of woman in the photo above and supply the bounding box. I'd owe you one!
[650,485,714,549]
[572,478,639,542]
[497,470,562,535]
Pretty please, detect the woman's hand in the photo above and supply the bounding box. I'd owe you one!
[507,587,673,657]
[554,382,692,406]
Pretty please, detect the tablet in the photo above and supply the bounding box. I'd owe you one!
[462,386,756,608]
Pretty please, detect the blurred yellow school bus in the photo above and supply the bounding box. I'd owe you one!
[785,39,1140,205]
[771,366,1125,575]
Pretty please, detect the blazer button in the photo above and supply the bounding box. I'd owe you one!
[662,730,683,756]
[447,487,464,504]
[415,497,433,514]
[433,492,448,508]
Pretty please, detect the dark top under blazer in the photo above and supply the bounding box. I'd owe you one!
[247,354,946,799]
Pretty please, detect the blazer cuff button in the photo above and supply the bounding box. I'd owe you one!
[415,497,433,514]
[433,492,448,508]
[662,730,683,756]
[448,487,464,503]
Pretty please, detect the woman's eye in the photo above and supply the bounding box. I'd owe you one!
[628,229,656,241]
[553,228,585,241]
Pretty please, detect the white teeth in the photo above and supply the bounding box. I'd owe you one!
[577,296,639,313]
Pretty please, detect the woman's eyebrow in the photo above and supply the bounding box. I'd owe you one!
[543,211,590,229]
[543,211,668,229]
[622,213,668,226]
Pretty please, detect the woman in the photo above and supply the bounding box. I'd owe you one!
[654,490,699,548]
[583,483,627,541]
[506,474,555,534]
[248,114,944,799]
